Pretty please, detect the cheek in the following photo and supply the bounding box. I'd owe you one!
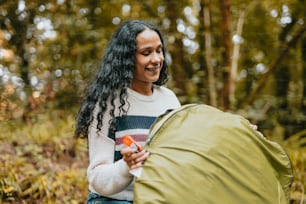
[136,56,149,68]
[161,53,165,60]
[134,61,145,77]
[160,54,165,63]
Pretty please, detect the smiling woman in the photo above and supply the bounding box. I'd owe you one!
[132,29,165,95]
[74,20,180,204]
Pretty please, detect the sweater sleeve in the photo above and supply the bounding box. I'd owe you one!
[87,104,133,196]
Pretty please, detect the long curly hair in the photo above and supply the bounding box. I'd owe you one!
[75,20,169,138]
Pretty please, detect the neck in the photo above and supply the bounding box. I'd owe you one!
[130,82,153,96]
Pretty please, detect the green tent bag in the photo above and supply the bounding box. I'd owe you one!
[134,104,293,204]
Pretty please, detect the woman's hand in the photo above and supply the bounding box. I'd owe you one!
[121,148,150,169]
[247,121,265,138]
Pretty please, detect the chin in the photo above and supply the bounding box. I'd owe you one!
[150,77,160,83]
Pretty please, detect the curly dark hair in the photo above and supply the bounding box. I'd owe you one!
[75,20,169,138]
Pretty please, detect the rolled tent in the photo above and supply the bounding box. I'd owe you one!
[134,104,293,204]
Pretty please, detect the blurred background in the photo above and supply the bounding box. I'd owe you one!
[0,0,305,203]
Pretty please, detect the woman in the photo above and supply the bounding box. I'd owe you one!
[75,20,181,203]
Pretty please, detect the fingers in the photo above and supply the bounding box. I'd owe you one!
[130,150,149,169]
[245,121,265,138]
[250,124,258,130]
[121,148,135,168]
[121,148,150,169]
[127,159,137,168]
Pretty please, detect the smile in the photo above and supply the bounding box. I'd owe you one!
[146,67,160,71]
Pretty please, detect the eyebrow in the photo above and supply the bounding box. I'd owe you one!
[137,44,163,51]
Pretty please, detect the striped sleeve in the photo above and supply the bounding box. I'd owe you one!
[112,115,156,161]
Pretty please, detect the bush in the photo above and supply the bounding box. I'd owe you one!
[0,112,88,203]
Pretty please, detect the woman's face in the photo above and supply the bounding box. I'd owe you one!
[133,28,164,86]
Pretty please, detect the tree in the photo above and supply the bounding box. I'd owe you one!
[219,0,232,110]
[0,0,305,137]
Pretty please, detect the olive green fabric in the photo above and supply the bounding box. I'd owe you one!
[134,104,293,204]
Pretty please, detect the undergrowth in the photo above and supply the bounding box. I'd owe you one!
[0,111,88,203]
[265,128,306,204]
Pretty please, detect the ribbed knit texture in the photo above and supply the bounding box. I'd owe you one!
[87,86,180,201]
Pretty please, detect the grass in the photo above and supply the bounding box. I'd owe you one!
[0,111,305,203]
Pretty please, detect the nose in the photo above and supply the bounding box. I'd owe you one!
[151,52,163,64]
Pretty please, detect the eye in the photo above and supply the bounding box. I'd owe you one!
[142,50,151,56]
[157,47,163,54]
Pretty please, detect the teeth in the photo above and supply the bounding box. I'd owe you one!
[147,68,157,71]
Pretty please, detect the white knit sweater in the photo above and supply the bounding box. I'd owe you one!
[87,86,181,201]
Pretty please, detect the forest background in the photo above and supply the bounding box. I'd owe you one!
[0,0,305,203]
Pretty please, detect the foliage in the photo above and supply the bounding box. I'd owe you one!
[0,112,88,203]
[0,0,305,203]
[264,128,306,203]
[0,0,305,136]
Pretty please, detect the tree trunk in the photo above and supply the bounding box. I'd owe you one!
[8,3,33,124]
[219,0,232,110]
[164,0,189,100]
[202,0,217,106]
[230,9,246,107]
[287,40,303,110]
